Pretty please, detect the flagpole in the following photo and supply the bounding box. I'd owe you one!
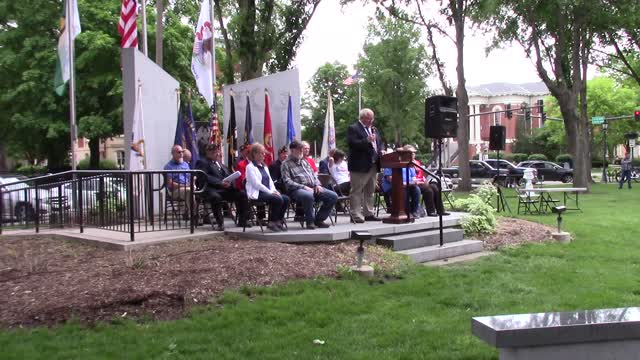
[141,0,148,56]
[358,79,362,113]
[67,0,77,171]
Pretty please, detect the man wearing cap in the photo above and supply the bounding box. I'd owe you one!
[347,108,383,223]
[281,140,337,229]
[196,143,250,231]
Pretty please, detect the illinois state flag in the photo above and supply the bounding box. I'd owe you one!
[191,0,214,106]
[263,92,274,166]
[54,0,81,95]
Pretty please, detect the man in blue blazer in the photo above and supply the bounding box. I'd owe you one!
[347,108,383,223]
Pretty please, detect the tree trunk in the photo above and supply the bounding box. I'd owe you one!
[453,0,471,191]
[155,0,163,68]
[89,137,100,169]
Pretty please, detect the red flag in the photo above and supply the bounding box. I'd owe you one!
[263,92,274,166]
[118,0,138,48]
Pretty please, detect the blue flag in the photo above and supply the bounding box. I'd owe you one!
[173,103,199,168]
[286,94,296,144]
[244,95,254,144]
[184,102,200,167]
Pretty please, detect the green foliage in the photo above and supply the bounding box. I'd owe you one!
[357,12,432,152]
[528,154,548,161]
[77,159,118,170]
[555,153,573,164]
[15,164,47,176]
[506,153,528,164]
[451,184,497,236]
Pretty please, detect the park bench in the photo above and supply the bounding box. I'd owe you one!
[472,307,640,360]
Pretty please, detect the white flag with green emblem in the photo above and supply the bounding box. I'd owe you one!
[54,0,81,96]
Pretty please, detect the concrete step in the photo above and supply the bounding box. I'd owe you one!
[377,228,464,251]
[397,239,484,263]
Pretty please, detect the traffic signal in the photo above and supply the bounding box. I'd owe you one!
[524,105,531,122]
[537,99,546,123]
[635,110,640,121]
[506,104,512,119]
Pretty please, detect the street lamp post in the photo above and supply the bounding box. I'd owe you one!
[602,122,608,183]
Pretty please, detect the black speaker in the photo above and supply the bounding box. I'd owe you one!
[425,96,458,138]
[489,125,506,151]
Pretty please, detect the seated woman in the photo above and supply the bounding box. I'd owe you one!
[328,149,351,195]
[245,143,290,232]
[405,145,449,217]
[381,162,422,218]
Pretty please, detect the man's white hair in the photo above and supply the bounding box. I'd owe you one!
[359,108,374,120]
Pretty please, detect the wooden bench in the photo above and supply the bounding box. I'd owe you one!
[472,307,640,360]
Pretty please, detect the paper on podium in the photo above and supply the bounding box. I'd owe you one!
[223,171,241,183]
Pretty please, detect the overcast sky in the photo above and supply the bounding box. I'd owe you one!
[293,2,545,93]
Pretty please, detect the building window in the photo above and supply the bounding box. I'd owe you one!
[492,106,503,125]
[116,151,125,169]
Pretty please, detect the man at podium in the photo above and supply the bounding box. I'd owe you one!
[347,108,384,223]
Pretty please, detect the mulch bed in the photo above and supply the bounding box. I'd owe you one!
[0,218,555,328]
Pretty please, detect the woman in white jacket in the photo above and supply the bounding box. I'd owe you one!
[245,143,290,232]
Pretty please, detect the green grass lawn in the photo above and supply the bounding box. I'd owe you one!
[1,183,639,359]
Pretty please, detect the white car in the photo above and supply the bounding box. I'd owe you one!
[0,176,53,222]
[60,176,127,210]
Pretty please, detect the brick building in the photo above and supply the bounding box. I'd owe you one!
[462,82,550,160]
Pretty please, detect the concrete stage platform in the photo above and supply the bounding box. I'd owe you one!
[0,213,466,251]
[224,212,466,242]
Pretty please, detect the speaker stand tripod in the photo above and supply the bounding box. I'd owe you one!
[494,149,511,213]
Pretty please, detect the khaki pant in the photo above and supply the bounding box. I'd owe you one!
[350,167,377,219]
[171,187,192,211]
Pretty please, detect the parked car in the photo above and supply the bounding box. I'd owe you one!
[442,160,509,180]
[60,176,126,209]
[516,160,573,183]
[484,159,537,185]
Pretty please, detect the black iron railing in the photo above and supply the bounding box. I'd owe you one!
[0,170,207,241]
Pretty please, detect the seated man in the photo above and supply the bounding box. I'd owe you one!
[164,145,192,212]
[195,143,250,231]
[318,149,336,175]
[235,143,251,191]
[269,145,288,193]
[329,149,351,196]
[382,162,422,218]
[281,140,337,229]
[405,145,448,217]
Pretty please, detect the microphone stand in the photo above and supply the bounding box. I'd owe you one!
[411,138,444,246]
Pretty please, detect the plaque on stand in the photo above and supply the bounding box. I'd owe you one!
[380,150,413,224]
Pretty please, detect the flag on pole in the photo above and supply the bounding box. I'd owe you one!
[54,0,81,96]
[209,100,221,144]
[191,0,214,106]
[286,94,296,144]
[320,90,336,159]
[244,95,254,144]
[263,92,274,166]
[226,94,238,168]
[184,102,200,167]
[343,71,360,86]
[118,0,138,48]
[129,86,145,170]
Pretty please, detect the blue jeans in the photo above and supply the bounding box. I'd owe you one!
[257,192,290,222]
[619,170,632,189]
[290,188,338,223]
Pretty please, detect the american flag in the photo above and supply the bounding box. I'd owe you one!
[118,0,138,48]
[343,71,360,86]
[209,101,221,144]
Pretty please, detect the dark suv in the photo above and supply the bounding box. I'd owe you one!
[442,160,509,180]
[517,161,573,183]
[484,159,536,185]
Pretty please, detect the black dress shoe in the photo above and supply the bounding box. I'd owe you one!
[306,222,316,230]
[213,224,225,231]
[314,221,330,228]
[239,222,252,228]
[427,212,438,217]
[439,212,450,216]
[353,217,365,224]
[364,215,381,221]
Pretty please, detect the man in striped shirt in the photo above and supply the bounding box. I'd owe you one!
[281,140,337,229]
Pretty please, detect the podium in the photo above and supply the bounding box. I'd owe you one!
[380,150,414,224]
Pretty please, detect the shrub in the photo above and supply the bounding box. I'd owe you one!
[555,153,572,164]
[591,159,609,168]
[509,153,529,164]
[451,184,497,236]
[528,153,548,161]
[78,158,119,170]
[16,164,47,176]
[633,158,640,167]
